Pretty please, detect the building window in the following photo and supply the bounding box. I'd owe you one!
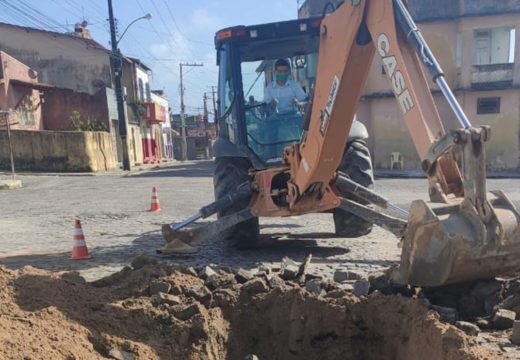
[477,97,501,114]
[473,26,515,65]
[145,82,151,101]
[138,78,144,100]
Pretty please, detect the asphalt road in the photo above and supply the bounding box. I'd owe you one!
[1,160,520,281]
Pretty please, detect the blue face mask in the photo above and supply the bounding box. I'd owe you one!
[276,73,290,83]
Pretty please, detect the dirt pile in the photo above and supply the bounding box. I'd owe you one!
[0,257,507,360]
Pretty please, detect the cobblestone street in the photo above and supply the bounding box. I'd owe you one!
[2,160,520,282]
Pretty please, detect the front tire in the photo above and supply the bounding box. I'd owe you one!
[213,157,260,249]
[334,139,374,237]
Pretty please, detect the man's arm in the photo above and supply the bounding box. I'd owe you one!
[293,82,308,102]
[264,84,274,104]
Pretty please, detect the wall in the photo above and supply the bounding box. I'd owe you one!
[0,130,115,172]
[0,23,112,95]
[42,87,110,131]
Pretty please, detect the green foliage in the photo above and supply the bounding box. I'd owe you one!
[70,110,108,132]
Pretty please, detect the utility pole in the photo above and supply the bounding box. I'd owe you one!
[209,85,218,136]
[108,0,131,170]
[203,92,209,126]
[179,62,203,161]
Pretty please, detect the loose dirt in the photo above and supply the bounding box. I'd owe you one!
[0,262,507,360]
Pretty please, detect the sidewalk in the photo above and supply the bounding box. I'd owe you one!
[0,159,193,178]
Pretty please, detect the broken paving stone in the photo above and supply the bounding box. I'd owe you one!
[131,255,158,270]
[430,305,458,324]
[280,257,300,281]
[267,275,285,289]
[156,292,182,306]
[297,254,312,280]
[258,265,271,275]
[334,269,364,282]
[187,286,212,306]
[455,321,480,336]
[471,280,502,300]
[174,303,202,321]
[108,348,134,360]
[205,273,237,291]
[212,288,237,308]
[511,321,520,345]
[493,309,516,330]
[198,266,217,280]
[219,266,235,275]
[170,285,183,296]
[496,294,520,312]
[352,280,370,297]
[235,269,254,284]
[305,279,326,296]
[149,281,171,296]
[242,278,269,295]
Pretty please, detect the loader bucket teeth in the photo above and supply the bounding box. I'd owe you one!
[392,193,520,287]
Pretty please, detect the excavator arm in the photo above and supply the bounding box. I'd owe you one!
[283,0,461,207]
[161,0,520,287]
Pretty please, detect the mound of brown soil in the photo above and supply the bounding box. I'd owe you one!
[0,263,505,360]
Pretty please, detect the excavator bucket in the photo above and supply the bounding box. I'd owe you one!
[391,127,520,286]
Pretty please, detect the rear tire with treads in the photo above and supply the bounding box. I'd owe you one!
[334,139,375,237]
[213,157,260,249]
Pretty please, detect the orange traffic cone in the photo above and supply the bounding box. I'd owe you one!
[71,219,91,260]
[150,187,161,212]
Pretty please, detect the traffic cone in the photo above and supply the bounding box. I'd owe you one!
[150,187,161,212]
[71,219,91,260]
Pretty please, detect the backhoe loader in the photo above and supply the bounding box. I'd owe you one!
[160,0,520,287]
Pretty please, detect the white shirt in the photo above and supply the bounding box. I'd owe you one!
[264,79,307,114]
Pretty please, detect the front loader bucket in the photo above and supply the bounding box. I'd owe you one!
[392,191,520,287]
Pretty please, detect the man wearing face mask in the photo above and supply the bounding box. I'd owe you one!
[264,58,307,114]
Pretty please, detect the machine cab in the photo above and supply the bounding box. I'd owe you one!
[214,18,322,168]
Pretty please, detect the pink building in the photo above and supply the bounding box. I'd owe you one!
[0,51,51,130]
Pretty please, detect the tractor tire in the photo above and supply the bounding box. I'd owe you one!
[334,139,375,237]
[213,157,260,249]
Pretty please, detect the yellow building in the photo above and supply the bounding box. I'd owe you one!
[300,0,520,170]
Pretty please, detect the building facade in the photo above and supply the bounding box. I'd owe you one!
[299,0,520,170]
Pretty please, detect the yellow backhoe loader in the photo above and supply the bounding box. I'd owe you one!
[160,0,520,287]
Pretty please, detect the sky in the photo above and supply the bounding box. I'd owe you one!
[0,0,302,117]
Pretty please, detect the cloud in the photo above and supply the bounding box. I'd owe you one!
[190,8,222,30]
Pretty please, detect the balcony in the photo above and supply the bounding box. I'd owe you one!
[142,102,166,123]
[471,63,513,90]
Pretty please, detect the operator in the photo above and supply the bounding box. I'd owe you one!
[264,58,307,114]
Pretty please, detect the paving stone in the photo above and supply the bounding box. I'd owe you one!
[431,305,458,324]
[187,286,212,306]
[156,292,182,306]
[242,278,269,295]
[305,279,326,295]
[352,280,370,297]
[235,269,254,284]
[198,266,217,280]
[476,318,492,330]
[173,303,201,321]
[455,321,480,336]
[511,321,520,345]
[131,255,158,270]
[205,273,237,290]
[149,281,171,296]
[493,309,516,330]
[333,270,349,283]
[297,254,312,280]
[267,275,285,289]
[280,257,300,280]
[258,265,271,275]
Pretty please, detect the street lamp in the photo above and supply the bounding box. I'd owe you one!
[108,0,152,170]
[116,13,152,46]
